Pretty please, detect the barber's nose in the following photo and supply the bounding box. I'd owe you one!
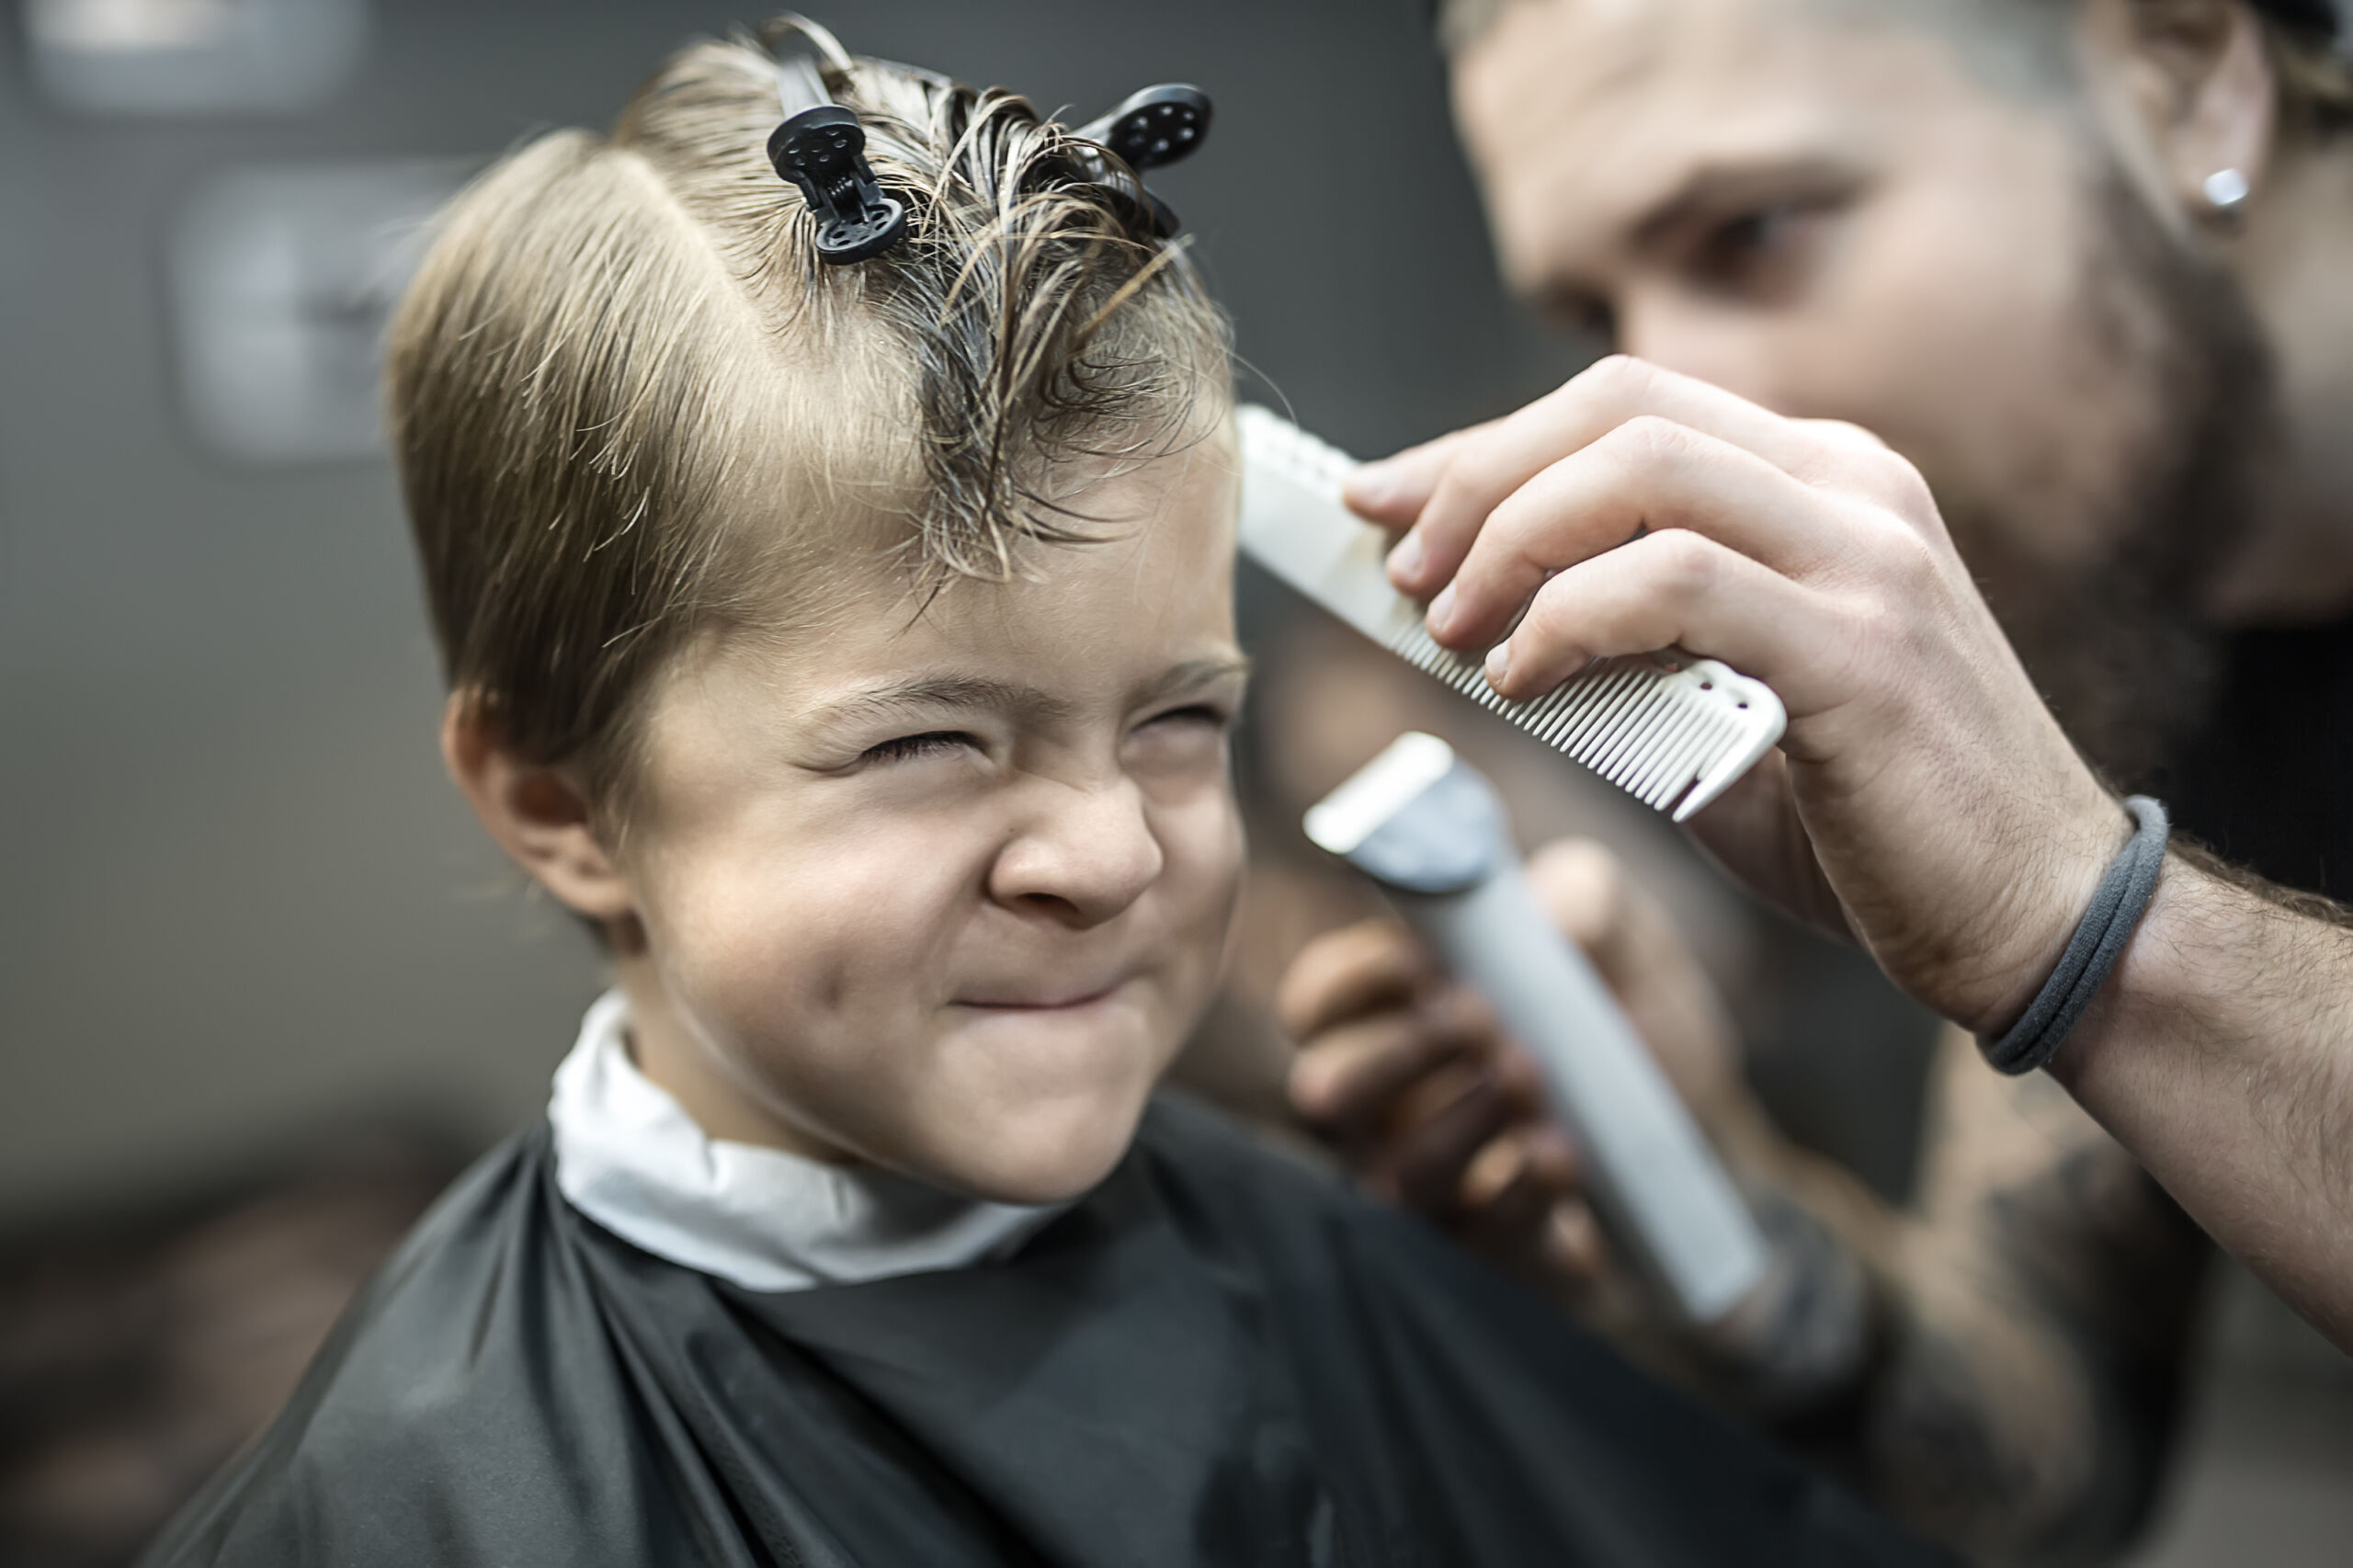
[1616,301,1779,411]
[988,778,1165,928]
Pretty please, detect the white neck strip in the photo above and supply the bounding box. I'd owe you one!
[548,990,1065,1293]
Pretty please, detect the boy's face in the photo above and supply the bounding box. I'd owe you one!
[607,441,1247,1205]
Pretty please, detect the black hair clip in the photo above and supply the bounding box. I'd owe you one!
[767,53,909,265]
[1070,85,1212,238]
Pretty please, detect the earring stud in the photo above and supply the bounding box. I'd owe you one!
[2203,167,2251,212]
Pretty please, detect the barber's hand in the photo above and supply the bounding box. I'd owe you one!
[1279,838,1745,1296]
[1352,357,2127,1033]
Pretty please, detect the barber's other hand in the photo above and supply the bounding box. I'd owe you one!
[1279,838,1743,1296]
[1352,357,2125,1033]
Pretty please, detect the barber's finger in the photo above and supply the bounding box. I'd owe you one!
[1378,1062,1523,1215]
[1275,920,1435,1040]
[1288,988,1498,1127]
[1523,839,1745,1107]
[1459,1121,1581,1211]
[1439,1054,1572,1214]
[1539,1199,1611,1287]
[1457,1126,1584,1262]
[1473,529,1836,710]
[1523,837,1636,986]
[1489,1036,1548,1119]
[1388,357,1844,600]
[1424,417,1851,653]
[1523,835,1707,1007]
[1342,420,1503,531]
[1449,1130,1562,1243]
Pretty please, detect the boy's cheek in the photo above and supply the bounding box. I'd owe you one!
[683,875,961,1003]
[1134,793,1246,1031]
[641,853,977,1075]
[1166,787,1248,927]
[654,807,980,936]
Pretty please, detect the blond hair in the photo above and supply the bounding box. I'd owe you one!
[388,20,1230,812]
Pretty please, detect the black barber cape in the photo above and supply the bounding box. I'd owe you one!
[143,1096,1945,1568]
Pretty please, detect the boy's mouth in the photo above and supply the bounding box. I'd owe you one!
[954,977,1131,1012]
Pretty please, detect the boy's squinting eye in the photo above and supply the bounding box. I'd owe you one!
[862,730,978,765]
[1142,702,1233,733]
[1126,700,1236,766]
[1138,699,1242,744]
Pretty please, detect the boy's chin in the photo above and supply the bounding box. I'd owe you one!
[930,1086,1157,1208]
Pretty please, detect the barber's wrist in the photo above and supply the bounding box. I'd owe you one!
[1690,1187,1883,1427]
[1964,789,2141,1039]
[2041,847,2200,1097]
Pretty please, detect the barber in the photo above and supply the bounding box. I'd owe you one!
[1353,350,2353,1334]
[1278,0,2353,1557]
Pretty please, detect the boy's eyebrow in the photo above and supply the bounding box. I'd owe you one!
[811,654,1252,730]
[1132,653,1254,707]
[814,675,1080,729]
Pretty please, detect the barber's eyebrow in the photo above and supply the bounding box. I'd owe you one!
[1518,155,1867,325]
[1628,155,1866,253]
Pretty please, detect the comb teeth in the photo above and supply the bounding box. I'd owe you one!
[1259,415,1357,489]
[1233,404,1787,821]
[1381,620,1745,816]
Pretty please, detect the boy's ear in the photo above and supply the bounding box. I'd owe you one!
[441,695,635,923]
[2080,0,2276,222]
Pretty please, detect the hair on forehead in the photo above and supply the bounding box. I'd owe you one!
[388,19,1231,817]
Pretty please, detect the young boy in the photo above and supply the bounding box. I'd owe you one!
[143,23,1944,1567]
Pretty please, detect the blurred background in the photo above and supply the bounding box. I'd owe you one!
[0,1,2346,1563]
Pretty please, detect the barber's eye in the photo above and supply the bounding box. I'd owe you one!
[1689,202,1827,301]
[863,730,975,764]
[1538,290,1618,355]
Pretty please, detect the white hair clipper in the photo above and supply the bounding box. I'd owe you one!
[1306,732,1768,1324]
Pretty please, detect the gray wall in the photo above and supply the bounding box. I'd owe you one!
[0,0,1577,1229]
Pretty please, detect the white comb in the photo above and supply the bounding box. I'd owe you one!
[1237,404,1787,823]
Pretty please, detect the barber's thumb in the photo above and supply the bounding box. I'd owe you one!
[1526,838,1636,985]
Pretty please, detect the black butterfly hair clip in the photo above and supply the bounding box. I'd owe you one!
[764,23,1212,265]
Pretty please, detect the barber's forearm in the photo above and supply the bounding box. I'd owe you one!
[2053,855,2353,1351]
[1698,1156,2163,1562]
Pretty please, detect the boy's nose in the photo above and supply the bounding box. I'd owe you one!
[988,778,1165,928]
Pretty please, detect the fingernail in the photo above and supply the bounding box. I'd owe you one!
[1427,582,1458,636]
[1484,636,1513,689]
[1386,529,1425,583]
[1347,460,1399,510]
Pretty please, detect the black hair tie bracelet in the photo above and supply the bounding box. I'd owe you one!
[1979,796,2170,1076]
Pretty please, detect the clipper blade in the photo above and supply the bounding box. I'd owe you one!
[1237,404,1786,822]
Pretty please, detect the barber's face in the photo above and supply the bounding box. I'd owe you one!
[1450,0,2268,776]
